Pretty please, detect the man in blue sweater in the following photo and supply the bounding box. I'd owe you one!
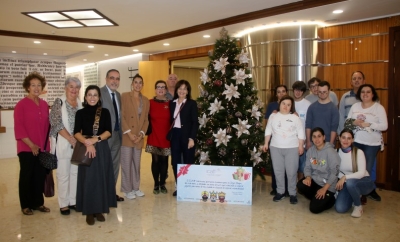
[305,81,339,150]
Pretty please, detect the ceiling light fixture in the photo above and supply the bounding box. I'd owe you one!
[88,45,94,48]
[133,49,139,52]
[83,59,87,61]
[333,10,343,14]
[104,54,109,56]
[12,51,16,53]
[203,35,210,38]
[34,41,41,44]
[163,43,170,46]
[22,9,118,29]
[43,53,47,55]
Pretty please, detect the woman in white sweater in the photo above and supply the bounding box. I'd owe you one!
[346,84,387,201]
[262,95,305,205]
[335,128,374,218]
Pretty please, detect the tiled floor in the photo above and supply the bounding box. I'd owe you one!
[0,153,399,242]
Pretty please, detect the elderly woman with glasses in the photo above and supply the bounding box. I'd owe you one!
[49,77,82,215]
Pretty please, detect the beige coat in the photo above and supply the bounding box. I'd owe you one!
[121,91,150,148]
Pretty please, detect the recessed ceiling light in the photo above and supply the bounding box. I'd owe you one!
[34,41,41,44]
[104,54,109,56]
[43,53,47,55]
[163,43,170,46]
[12,51,16,53]
[88,45,94,48]
[203,35,210,38]
[83,59,87,61]
[333,10,343,14]
[133,49,139,52]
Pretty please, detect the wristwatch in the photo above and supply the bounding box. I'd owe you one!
[97,136,102,142]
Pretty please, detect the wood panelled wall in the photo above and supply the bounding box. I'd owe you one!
[149,45,213,61]
[317,15,400,187]
[146,16,400,188]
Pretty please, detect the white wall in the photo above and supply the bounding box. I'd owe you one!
[0,53,150,159]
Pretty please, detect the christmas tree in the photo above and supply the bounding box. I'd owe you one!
[195,28,268,179]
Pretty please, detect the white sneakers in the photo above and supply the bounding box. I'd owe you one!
[124,192,136,200]
[124,190,145,200]
[351,205,363,218]
[134,190,145,197]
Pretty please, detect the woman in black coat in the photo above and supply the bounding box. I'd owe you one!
[169,80,198,196]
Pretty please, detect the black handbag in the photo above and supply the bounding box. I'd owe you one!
[71,107,102,166]
[146,114,152,135]
[44,171,55,197]
[39,124,58,170]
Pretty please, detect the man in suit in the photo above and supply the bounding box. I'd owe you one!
[166,74,178,100]
[100,69,124,202]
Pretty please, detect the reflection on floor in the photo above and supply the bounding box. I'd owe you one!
[0,153,399,242]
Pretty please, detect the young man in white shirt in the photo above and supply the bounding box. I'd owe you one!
[292,81,311,180]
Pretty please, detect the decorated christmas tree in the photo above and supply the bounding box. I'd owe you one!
[195,28,268,179]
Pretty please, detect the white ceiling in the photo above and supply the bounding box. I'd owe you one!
[0,0,399,68]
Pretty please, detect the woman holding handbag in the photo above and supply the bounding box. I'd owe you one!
[73,85,116,225]
[169,80,198,197]
[14,72,51,215]
[49,77,82,215]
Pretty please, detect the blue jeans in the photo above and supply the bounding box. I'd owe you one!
[298,151,306,173]
[335,177,374,213]
[354,142,380,188]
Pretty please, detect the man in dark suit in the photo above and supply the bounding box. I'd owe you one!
[100,69,124,202]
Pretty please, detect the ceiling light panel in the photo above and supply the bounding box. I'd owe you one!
[80,19,114,26]
[28,12,68,21]
[47,21,83,28]
[62,10,102,19]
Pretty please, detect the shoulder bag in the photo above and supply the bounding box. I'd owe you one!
[166,102,185,141]
[71,107,102,166]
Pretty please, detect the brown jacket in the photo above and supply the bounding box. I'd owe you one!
[121,91,149,148]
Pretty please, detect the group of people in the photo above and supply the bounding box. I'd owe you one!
[262,71,388,217]
[14,71,198,225]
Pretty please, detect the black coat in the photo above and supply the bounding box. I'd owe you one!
[169,99,199,142]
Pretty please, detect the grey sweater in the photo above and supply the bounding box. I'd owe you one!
[304,142,340,193]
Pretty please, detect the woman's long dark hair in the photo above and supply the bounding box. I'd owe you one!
[83,85,102,107]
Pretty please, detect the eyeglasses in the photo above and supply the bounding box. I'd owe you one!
[156,86,166,89]
[310,84,318,89]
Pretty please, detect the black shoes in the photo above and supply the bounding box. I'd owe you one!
[270,190,277,196]
[290,195,298,204]
[86,214,95,225]
[95,213,105,222]
[160,186,168,194]
[273,193,285,202]
[368,190,381,201]
[60,208,70,215]
[173,190,177,196]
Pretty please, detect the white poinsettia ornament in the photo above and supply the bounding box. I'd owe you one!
[222,83,240,101]
[198,113,209,129]
[199,68,209,85]
[236,49,250,64]
[208,98,225,115]
[213,57,229,74]
[247,104,262,121]
[250,147,263,165]
[231,68,249,86]
[232,118,251,138]
[199,151,209,165]
[213,128,232,147]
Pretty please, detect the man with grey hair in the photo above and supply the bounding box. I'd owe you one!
[100,69,124,202]
[166,74,178,100]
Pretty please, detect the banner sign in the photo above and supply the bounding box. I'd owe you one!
[176,164,252,205]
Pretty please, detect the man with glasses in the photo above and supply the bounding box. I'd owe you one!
[305,77,339,106]
[305,81,339,150]
[100,69,124,202]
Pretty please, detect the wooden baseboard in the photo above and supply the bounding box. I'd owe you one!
[0,126,5,133]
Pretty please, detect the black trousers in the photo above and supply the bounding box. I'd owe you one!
[151,154,168,187]
[18,152,46,209]
[170,128,195,181]
[297,177,335,214]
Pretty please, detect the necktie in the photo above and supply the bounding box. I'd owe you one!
[111,93,120,131]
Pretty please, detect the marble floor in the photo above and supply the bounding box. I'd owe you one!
[0,153,399,242]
